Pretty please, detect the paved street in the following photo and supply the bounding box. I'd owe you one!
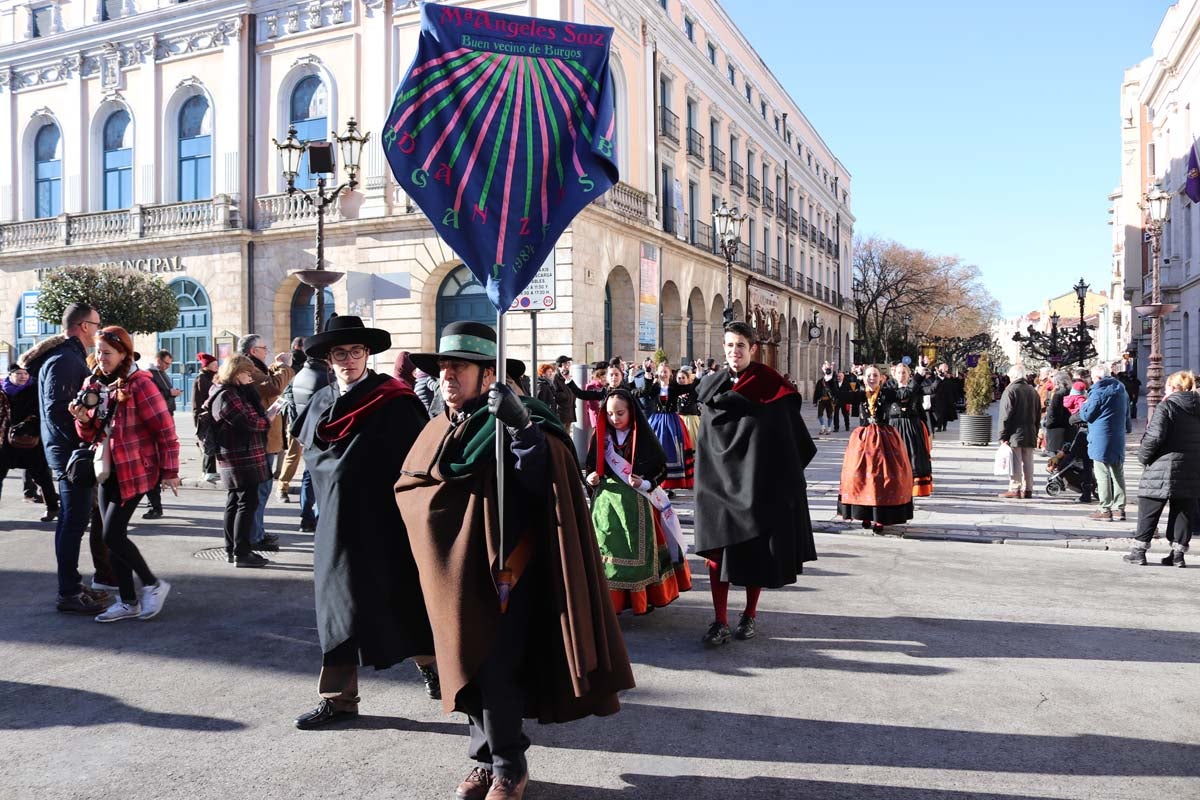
[2,408,1197,800]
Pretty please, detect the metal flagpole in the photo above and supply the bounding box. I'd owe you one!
[495,310,511,610]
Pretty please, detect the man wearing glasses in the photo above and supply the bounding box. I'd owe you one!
[20,302,113,614]
[238,334,294,550]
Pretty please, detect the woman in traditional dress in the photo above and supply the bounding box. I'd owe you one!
[638,361,698,491]
[890,362,934,497]
[836,365,915,533]
[676,367,701,452]
[585,389,691,615]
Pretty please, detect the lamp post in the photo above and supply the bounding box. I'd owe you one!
[901,312,913,358]
[1138,184,1172,420]
[1071,277,1092,367]
[712,200,747,326]
[272,117,370,335]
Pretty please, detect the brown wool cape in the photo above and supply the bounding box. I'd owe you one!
[395,411,636,723]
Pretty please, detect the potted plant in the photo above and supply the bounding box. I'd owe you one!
[959,354,994,446]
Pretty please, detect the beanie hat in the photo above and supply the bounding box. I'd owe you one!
[197,352,217,367]
[1070,381,1086,395]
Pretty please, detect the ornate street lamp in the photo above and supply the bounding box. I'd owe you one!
[1071,277,1093,367]
[1136,184,1173,420]
[272,117,371,335]
[712,200,748,325]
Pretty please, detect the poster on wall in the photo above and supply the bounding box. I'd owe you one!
[21,291,39,337]
[638,243,659,350]
[510,253,556,312]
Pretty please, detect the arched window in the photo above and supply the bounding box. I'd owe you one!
[436,264,492,340]
[290,284,336,341]
[290,76,328,190]
[103,110,133,210]
[178,96,212,201]
[34,123,62,219]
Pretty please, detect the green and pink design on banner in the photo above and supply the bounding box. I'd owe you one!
[383,3,619,313]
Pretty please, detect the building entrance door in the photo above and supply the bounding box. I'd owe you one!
[157,278,211,411]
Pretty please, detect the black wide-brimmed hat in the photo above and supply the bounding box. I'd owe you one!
[410,321,525,380]
[304,315,391,359]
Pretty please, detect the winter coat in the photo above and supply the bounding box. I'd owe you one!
[192,370,215,427]
[21,334,89,477]
[552,372,576,425]
[76,369,181,502]
[1078,377,1129,464]
[535,376,558,412]
[211,383,271,490]
[998,378,1041,449]
[247,356,293,455]
[1136,390,1200,500]
[148,367,177,414]
[1042,388,1071,453]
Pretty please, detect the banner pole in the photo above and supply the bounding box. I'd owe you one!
[496,310,507,575]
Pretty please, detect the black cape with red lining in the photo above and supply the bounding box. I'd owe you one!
[294,370,434,667]
[693,361,818,588]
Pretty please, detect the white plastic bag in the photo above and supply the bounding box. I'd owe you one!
[993,442,1012,476]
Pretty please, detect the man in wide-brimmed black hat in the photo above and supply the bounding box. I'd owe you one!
[291,315,437,730]
[397,320,633,800]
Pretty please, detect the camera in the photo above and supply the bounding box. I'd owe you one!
[75,388,102,409]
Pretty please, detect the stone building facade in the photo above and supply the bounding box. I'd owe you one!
[0,0,854,406]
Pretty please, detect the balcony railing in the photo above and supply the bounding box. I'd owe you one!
[806,277,814,294]
[747,175,761,204]
[755,250,767,274]
[710,145,726,177]
[800,218,808,237]
[816,282,824,301]
[809,226,818,242]
[691,220,713,253]
[735,246,752,269]
[770,257,780,280]
[762,187,774,214]
[686,127,705,162]
[592,181,651,226]
[254,192,341,230]
[659,107,680,144]
[0,197,237,252]
[730,162,744,192]
[789,209,799,231]
[776,198,788,218]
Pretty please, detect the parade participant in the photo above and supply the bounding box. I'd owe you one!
[840,368,862,430]
[551,355,576,428]
[676,367,701,448]
[566,362,629,409]
[931,363,958,432]
[1124,371,1200,566]
[396,321,634,800]
[891,363,934,497]
[585,388,691,615]
[835,370,853,432]
[837,365,915,533]
[636,361,697,491]
[693,321,818,646]
[142,350,181,520]
[72,326,179,622]
[23,303,113,614]
[813,362,838,434]
[290,316,436,730]
[581,362,609,428]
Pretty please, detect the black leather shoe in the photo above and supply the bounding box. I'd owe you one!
[701,621,731,647]
[417,664,441,699]
[733,614,757,640]
[255,538,280,552]
[236,552,271,568]
[142,509,163,520]
[294,699,358,730]
[40,509,59,522]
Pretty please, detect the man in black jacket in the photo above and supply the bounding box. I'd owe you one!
[23,303,111,614]
[288,354,331,532]
[551,354,576,427]
[143,350,181,519]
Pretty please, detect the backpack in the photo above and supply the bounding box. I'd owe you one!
[196,389,234,456]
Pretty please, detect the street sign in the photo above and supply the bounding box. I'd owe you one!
[510,254,556,312]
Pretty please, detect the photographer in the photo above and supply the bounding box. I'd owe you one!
[71,325,179,622]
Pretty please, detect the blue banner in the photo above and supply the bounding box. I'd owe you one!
[383,3,618,313]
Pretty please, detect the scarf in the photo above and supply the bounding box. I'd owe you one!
[317,376,416,442]
[730,360,796,404]
[439,395,564,478]
[1,378,30,397]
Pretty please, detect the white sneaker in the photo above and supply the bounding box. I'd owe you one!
[204,473,219,483]
[91,579,119,593]
[95,601,141,623]
[138,579,171,620]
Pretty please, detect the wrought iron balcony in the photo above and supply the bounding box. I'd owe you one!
[710,145,726,177]
[686,127,705,163]
[659,107,680,144]
[762,187,774,214]
[747,175,761,204]
[730,162,744,191]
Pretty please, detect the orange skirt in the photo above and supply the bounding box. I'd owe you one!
[839,424,914,508]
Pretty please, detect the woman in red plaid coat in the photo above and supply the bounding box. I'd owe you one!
[72,326,179,623]
[209,355,273,567]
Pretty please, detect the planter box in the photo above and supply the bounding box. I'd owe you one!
[959,413,993,446]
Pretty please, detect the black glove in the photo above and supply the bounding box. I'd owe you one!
[488,382,531,432]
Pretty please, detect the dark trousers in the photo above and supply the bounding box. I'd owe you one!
[98,479,156,604]
[839,404,851,430]
[1134,496,1196,550]
[88,488,117,586]
[299,469,317,528]
[224,486,260,558]
[54,477,94,597]
[145,485,162,513]
[460,579,532,782]
[0,462,57,508]
[201,451,217,475]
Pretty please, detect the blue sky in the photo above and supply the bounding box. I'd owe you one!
[723,0,1173,317]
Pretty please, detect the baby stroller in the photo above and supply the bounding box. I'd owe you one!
[1045,427,1096,500]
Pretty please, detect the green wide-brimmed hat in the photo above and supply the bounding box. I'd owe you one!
[409,321,526,380]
